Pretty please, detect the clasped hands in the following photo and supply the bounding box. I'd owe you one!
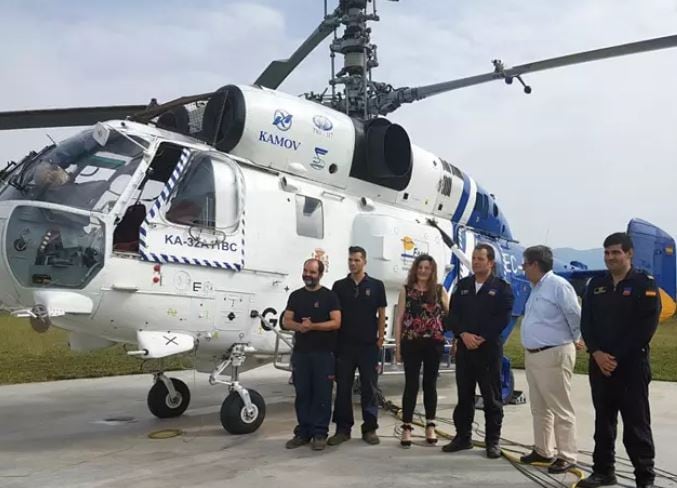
[298,317,313,333]
[592,350,618,377]
[460,332,485,350]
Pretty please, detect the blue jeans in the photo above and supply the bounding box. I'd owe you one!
[292,351,335,439]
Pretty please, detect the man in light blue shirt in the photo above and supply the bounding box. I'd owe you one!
[521,265,582,351]
[519,245,582,475]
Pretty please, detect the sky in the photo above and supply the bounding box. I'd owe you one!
[1,0,676,249]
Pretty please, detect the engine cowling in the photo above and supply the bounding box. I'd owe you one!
[199,85,412,190]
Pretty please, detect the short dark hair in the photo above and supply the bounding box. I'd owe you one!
[523,245,553,273]
[304,258,325,275]
[349,246,367,259]
[474,243,495,261]
[603,232,634,252]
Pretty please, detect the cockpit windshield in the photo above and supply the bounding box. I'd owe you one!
[0,129,148,213]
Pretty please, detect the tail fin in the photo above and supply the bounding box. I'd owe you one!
[627,218,676,320]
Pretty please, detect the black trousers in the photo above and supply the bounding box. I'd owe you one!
[292,351,335,439]
[589,353,655,485]
[333,344,380,434]
[453,340,503,443]
[401,338,444,423]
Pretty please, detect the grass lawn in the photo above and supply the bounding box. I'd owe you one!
[2,313,676,385]
[504,316,677,382]
[0,314,188,385]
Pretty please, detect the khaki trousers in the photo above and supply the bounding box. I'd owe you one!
[524,343,577,463]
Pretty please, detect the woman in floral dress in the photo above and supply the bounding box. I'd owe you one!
[395,254,449,447]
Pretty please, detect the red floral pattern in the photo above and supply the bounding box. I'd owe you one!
[401,286,445,342]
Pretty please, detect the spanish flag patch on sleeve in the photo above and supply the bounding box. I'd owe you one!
[645,290,657,297]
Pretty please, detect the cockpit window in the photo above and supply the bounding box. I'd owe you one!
[0,129,147,213]
[166,154,216,228]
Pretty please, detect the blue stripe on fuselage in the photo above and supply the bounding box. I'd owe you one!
[451,172,471,223]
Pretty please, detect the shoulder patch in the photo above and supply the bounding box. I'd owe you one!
[645,290,657,297]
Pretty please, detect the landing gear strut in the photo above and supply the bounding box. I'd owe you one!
[210,344,266,434]
[147,373,191,418]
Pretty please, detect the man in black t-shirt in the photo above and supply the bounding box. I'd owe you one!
[283,258,341,451]
[328,246,387,446]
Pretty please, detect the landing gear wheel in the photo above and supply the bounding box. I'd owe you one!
[147,378,191,418]
[220,389,266,434]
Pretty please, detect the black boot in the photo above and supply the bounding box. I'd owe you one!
[577,473,618,488]
[441,435,473,453]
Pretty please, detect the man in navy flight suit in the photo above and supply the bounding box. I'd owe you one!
[443,243,514,459]
[578,233,660,488]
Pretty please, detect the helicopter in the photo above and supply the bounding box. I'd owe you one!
[0,0,676,435]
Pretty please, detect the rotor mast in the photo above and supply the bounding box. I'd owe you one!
[327,0,383,117]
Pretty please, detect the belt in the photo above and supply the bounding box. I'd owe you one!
[526,345,558,353]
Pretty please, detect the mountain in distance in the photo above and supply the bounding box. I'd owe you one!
[553,248,605,269]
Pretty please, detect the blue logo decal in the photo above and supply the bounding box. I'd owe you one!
[312,115,333,132]
[311,147,328,170]
[272,109,293,131]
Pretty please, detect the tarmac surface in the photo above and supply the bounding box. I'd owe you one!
[1,365,677,488]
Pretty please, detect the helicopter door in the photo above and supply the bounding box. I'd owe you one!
[112,142,186,253]
[139,149,245,270]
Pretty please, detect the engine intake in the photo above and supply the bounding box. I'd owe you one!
[202,85,247,152]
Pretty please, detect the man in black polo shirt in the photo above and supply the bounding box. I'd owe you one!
[578,233,660,488]
[327,246,387,446]
[283,258,341,451]
[442,243,514,459]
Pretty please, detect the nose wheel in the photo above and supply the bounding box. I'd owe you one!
[210,344,267,434]
[220,388,266,434]
[147,375,191,418]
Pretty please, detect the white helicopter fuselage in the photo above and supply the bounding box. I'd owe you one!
[0,85,503,373]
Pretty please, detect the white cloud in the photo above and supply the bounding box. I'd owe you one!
[1,0,676,248]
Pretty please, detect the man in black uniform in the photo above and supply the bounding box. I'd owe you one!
[283,258,341,451]
[328,246,387,446]
[579,233,660,488]
[442,243,514,459]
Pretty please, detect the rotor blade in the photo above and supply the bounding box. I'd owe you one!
[254,9,341,89]
[379,34,677,114]
[0,105,147,131]
[131,92,213,122]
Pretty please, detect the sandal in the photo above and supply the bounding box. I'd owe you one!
[425,422,438,444]
[400,424,413,448]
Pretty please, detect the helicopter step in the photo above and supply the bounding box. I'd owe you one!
[251,309,294,373]
[272,330,294,373]
[209,344,266,434]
